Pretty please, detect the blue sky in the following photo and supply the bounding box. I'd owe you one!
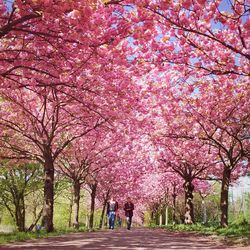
[4,0,13,11]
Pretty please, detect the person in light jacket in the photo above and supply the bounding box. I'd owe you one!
[107,197,118,229]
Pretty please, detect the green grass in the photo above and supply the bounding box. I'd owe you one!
[0,227,94,245]
[150,223,250,246]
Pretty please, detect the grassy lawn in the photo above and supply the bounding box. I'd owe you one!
[0,227,93,245]
[152,223,250,246]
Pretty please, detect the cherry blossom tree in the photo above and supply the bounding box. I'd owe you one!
[107,0,249,78]
[1,0,249,230]
[0,0,127,90]
[57,128,123,228]
[0,0,140,233]
[92,133,154,227]
[0,87,108,231]
[156,138,215,224]
[182,79,250,227]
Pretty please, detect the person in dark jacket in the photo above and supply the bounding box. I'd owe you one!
[106,197,118,229]
[124,197,134,230]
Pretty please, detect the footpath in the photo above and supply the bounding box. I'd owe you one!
[1,227,249,250]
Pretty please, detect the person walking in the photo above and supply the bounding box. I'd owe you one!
[124,197,134,230]
[106,197,118,229]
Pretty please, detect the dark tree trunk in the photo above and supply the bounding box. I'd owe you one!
[220,167,231,227]
[15,195,25,232]
[99,201,107,229]
[72,180,81,229]
[32,206,37,222]
[150,211,154,223]
[42,153,54,232]
[89,183,97,229]
[172,185,177,224]
[21,195,25,231]
[99,191,109,229]
[184,180,195,224]
[68,189,74,227]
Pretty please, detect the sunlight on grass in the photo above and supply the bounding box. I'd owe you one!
[0,227,91,244]
[150,222,250,245]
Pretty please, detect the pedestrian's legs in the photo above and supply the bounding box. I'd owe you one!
[108,213,112,229]
[126,216,132,230]
[110,212,116,229]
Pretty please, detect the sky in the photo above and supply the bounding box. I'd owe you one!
[4,0,13,11]
[230,176,250,199]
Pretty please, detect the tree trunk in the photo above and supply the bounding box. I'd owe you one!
[99,201,107,229]
[32,206,37,222]
[220,167,231,227]
[72,180,81,229]
[21,195,25,231]
[184,180,195,224]
[42,154,54,232]
[85,214,89,228]
[15,195,25,232]
[201,197,207,224]
[150,211,154,224]
[89,183,97,229]
[68,189,74,227]
[99,191,109,229]
[172,186,177,225]
[165,206,168,225]
[159,212,163,226]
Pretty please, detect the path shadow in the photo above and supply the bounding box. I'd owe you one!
[0,228,246,250]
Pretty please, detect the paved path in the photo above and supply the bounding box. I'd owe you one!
[1,228,249,250]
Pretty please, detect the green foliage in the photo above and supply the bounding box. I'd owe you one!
[231,215,250,226]
[151,222,250,237]
[229,190,250,224]
[149,222,250,245]
[0,162,44,231]
[0,162,43,202]
[54,196,72,229]
[215,224,250,237]
[193,192,221,224]
[0,227,90,244]
[0,210,14,226]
